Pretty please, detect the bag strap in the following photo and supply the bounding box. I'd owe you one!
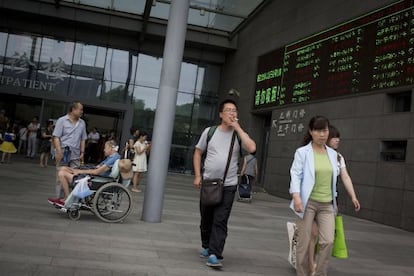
[222,132,236,183]
[207,125,242,157]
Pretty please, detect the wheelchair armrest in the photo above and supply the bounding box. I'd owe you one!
[89,175,117,190]
[90,175,115,183]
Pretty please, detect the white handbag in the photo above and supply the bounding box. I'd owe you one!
[287,221,298,269]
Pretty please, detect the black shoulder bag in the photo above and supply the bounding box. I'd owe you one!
[200,131,236,206]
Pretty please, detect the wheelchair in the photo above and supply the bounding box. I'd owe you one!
[51,160,133,223]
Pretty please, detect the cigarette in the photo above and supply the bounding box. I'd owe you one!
[235,118,239,121]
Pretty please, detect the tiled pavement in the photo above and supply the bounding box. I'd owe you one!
[0,155,413,275]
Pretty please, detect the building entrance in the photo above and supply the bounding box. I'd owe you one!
[0,93,125,148]
[82,106,124,143]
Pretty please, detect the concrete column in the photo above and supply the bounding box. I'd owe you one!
[141,0,190,222]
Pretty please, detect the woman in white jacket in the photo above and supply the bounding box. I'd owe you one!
[307,125,361,274]
[289,116,339,276]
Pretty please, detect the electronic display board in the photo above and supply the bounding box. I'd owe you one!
[254,0,414,109]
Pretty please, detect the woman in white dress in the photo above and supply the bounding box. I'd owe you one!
[131,132,148,192]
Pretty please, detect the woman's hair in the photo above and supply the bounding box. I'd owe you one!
[328,125,340,140]
[138,131,147,139]
[328,125,342,162]
[130,126,139,135]
[301,115,330,146]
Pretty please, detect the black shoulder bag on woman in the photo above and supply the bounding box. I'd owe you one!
[200,131,236,206]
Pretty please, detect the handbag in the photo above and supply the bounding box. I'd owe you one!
[332,215,348,258]
[200,132,236,206]
[200,178,224,206]
[286,221,297,268]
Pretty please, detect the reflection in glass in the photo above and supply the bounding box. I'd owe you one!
[73,43,106,79]
[136,54,162,88]
[0,32,7,64]
[132,85,158,111]
[39,38,74,64]
[69,75,102,99]
[197,64,221,97]
[104,48,137,84]
[3,34,41,80]
[178,62,197,93]
[195,66,205,95]
[132,85,158,132]
[37,38,74,82]
[0,30,222,174]
[191,95,219,135]
[176,92,194,114]
[174,92,194,140]
[101,80,132,103]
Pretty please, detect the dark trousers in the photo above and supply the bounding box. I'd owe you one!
[200,185,237,258]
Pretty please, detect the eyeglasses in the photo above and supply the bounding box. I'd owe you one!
[222,108,238,113]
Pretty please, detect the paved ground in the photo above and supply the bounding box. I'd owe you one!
[0,154,414,275]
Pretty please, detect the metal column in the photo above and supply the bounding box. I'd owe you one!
[141,0,190,222]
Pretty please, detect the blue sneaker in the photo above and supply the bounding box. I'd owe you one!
[200,248,209,258]
[206,254,222,268]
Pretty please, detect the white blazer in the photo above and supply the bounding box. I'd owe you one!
[289,142,339,219]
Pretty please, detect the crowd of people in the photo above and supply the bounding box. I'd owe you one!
[0,108,137,168]
[0,111,56,165]
[1,99,363,275]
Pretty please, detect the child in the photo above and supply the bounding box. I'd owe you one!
[0,127,17,163]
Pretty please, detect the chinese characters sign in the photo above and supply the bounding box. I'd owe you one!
[254,0,414,109]
[0,51,68,92]
[272,108,306,137]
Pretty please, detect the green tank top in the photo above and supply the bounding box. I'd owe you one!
[310,151,333,203]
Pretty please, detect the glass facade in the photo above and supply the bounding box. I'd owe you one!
[62,0,264,33]
[0,31,220,173]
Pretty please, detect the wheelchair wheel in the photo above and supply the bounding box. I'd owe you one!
[68,209,80,220]
[93,182,132,223]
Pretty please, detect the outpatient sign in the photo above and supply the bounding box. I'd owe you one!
[1,51,68,92]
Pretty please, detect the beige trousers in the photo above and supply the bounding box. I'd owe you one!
[296,199,335,276]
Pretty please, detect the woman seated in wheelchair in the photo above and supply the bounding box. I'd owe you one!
[48,139,121,207]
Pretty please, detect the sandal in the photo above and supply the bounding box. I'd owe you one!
[131,188,141,193]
